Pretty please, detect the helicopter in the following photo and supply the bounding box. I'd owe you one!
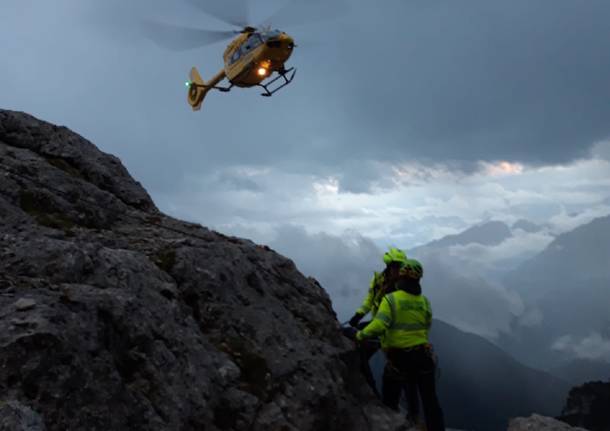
[143,0,317,111]
[187,26,296,110]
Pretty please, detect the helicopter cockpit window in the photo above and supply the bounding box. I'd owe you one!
[262,29,281,40]
[230,49,240,64]
[248,34,263,49]
[242,34,262,53]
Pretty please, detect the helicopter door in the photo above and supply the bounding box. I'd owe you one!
[230,50,240,64]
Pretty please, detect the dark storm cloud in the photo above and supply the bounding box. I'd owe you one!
[332,0,610,164]
[2,0,610,201]
[216,171,262,192]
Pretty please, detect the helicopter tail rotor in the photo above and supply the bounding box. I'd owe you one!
[187,67,228,110]
[187,67,207,111]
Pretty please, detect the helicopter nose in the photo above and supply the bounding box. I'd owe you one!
[282,34,295,49]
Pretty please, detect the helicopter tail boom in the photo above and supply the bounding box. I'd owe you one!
[187,67,226,111]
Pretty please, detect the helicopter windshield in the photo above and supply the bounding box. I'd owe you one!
[261,29,282,40]
[245,34,263,50]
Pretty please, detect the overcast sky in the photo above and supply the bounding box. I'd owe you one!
[2,0,610,330]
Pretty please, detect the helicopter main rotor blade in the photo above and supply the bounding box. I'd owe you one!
[142,20,235,51]
[185,0,250,29]
[259,0,347,29]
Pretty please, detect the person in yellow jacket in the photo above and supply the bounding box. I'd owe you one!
[350,247,408,325]
[347,247,408,396]
[357,259,445,431]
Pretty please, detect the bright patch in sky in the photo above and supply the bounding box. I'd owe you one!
[480,161,524,176]
[313,177,339,196]
[552,333,610,361]
[155,152,610,250]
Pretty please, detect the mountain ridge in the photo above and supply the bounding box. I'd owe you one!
[0,109,407,431]
[0,109,594,431]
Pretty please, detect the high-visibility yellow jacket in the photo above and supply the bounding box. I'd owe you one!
[355,272,387,318]
[356,290,432,349]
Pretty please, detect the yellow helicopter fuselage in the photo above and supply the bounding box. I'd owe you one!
[188,29,295,110]
[224,30,294,86]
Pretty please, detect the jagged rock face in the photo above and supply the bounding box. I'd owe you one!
[508,414,588,431]
[0,400,47,431]
[559,381,610,431]
[0,110,406,431]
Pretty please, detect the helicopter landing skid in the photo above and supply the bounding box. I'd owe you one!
[258,68,296,97]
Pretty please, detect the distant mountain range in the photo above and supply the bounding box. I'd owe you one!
[410,219,551,279]
[511,219,544,233]
[509,214,610,292]
[559,381,610,431]
[417,220,513,249]
[432,320,571,431]
[500,215,610,371]
[551,359,610,386]
[413,219,545,253]
[406,215,610,381]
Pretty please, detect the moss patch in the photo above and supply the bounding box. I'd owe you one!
[153,248,177,273]
[19,191,75,231]
[45,157,83,179]
[220,335,270,399]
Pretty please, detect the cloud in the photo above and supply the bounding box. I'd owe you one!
[552,333,610,362]
[444,229,556,275]
[411,250,525,339]
[2,1,610,249]
[517,306,544,328]
[228,222,531,340]
[265,225,383,322]
[152,153,610,254]
[549,206,610,235]
[336,0,610,164]
[3,0,610,206]
[592,140,610,161]
[479,161,525,177]
[217,219,527,341]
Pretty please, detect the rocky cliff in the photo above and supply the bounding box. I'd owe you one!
[0,110,404,431]
[1,109,595,431]
[508,414,588,431]
[559,381,610,431]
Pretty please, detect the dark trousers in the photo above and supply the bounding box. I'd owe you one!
[383,346,445,431]
[357,321,380,396]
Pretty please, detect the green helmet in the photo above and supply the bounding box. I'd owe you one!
[382,247,408,267]
[400,259,423,279]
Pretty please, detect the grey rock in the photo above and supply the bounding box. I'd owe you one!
[508,414,588,431]
[559,381,610,430]
[0,400,47,431]
[15,298,36,311]
[0,109,402,431]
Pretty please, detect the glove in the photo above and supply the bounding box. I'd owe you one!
[349,312,364,328]
[341,326,358,341]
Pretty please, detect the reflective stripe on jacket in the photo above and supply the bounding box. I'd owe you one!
[357,290,432,349]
